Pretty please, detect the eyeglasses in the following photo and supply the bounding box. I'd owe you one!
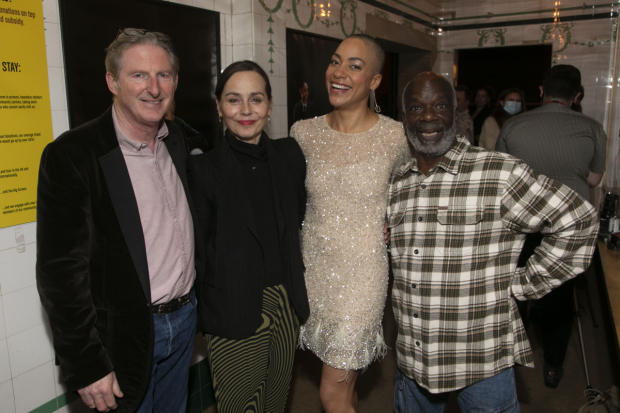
[116,28,171,42]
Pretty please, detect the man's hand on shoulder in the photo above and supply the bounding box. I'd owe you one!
[78,371,123,412]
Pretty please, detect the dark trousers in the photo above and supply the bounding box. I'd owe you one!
[517,233,575,368]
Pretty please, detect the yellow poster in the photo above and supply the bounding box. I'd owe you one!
[0,0,53,228]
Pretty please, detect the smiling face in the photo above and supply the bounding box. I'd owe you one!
[106,44,177,132]
[325,38,381,110]
[403,73,457,160]
[217,71,272,145]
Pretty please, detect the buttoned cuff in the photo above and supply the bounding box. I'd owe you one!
[509,268,536,301]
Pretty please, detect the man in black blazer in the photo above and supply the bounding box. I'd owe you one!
[293,81,315,123]
[36,29,197,413]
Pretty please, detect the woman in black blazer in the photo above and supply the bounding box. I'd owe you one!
[188,60,309,413]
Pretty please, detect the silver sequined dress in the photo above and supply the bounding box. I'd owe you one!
[291,114,410,371]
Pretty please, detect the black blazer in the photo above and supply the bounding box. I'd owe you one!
[188,131,310,339]
[293,100,315,123]
[36,107,196,413]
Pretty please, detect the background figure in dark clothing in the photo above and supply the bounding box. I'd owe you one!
[470,86,494,144]
[293,81,315,122]
[496,64,607,389]
[165,100,211,154]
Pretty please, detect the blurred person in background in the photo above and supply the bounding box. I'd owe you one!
[479,87,526,151]
[455,85,474,144]
[470,86,494,144]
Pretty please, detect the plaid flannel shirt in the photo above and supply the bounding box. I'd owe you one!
[387,136,598,393]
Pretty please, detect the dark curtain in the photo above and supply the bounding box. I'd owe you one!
[286,29,340,133]
[59,0,220,147]
[457,44,552,110]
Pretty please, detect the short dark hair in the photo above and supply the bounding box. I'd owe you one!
[455,85,472,103]
[542,64,581,101]
[215,60,272,101]
[345,34,385,74]
[299,81,308,90]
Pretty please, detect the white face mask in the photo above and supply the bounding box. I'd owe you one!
[503,101,522,115]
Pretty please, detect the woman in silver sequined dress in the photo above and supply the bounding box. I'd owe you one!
[290,35,409,412]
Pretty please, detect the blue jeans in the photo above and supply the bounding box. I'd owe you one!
[394,368,521,413]
[135,290,198,413]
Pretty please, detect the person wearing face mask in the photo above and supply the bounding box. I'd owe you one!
[290,34,410,413]
[479,87,526,151]
[188,60,309,413]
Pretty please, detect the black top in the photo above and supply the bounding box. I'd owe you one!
[226,131,284,287]
[174,117,210,154]
[471,105,493,137]
[188,130,309,339]
[36,106,196,411]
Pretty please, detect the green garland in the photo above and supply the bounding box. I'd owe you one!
[292,0,316,29]
[339,0,357,37]
[258,0,286,74]
[258,0,285,14]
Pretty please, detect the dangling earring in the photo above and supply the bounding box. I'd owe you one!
[372,89,381,113]
[218,114,222,122]
[268,116,271,122]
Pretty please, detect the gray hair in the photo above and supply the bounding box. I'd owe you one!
[105,28,179,80]
[401,75,457,118]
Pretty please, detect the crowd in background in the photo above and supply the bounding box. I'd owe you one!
[454,83,585,150]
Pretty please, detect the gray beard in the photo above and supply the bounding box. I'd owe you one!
[406,122,457,157]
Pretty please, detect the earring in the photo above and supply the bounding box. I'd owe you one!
[268,116,271,122]
[372,89,381,114]
[218,114,222,122]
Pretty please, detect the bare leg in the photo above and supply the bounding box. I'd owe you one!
[319,363,360,413]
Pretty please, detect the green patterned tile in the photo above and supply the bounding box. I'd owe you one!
[57,391,79,408]
[28,398,57,413]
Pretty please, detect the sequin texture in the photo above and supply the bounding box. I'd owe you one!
[291,115,410,371]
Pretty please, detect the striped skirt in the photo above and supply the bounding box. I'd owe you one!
[205,284,300,413]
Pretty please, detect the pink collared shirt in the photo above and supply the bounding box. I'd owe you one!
[112,107,195,305]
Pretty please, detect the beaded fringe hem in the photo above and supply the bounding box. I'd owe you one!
[297,320,388,381]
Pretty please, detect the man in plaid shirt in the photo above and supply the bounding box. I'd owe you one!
[387,72,598,412]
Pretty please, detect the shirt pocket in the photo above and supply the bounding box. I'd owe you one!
[388,211,405,258]
[435,206,484,257]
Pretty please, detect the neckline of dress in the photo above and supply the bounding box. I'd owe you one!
[322,114,383,135]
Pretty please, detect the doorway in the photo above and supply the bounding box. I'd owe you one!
[456,44,553,110]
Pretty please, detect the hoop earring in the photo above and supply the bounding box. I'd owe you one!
[372,89,381,113]
[218,114,222,122]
